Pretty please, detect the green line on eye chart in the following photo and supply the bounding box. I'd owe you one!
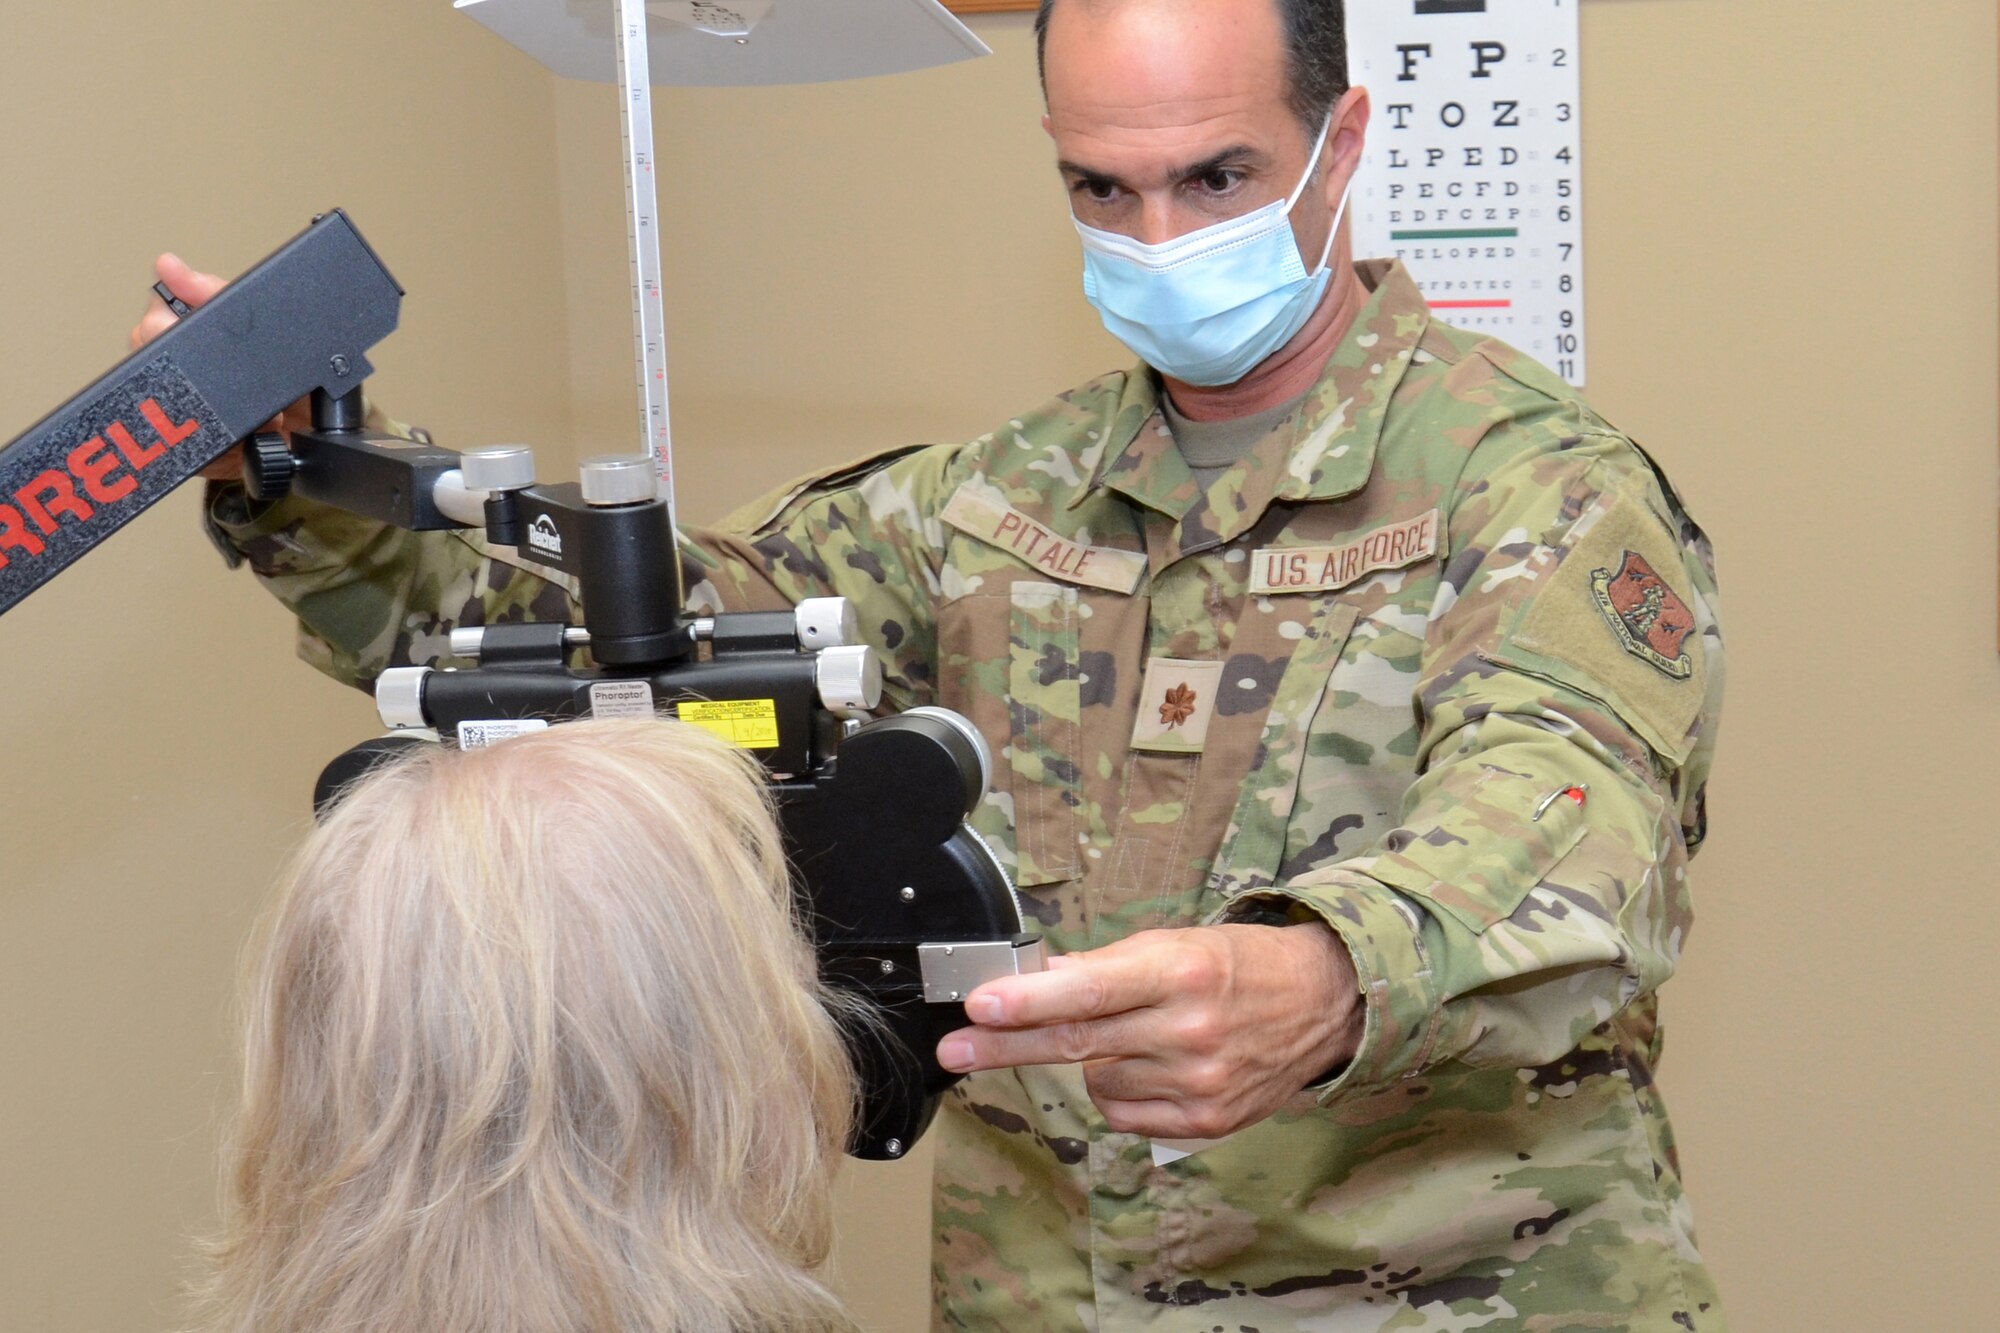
[1390,228,1521,240]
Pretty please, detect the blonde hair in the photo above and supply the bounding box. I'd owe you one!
[189,719,859,1333]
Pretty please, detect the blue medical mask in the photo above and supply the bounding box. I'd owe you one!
[1075,119,1347,387]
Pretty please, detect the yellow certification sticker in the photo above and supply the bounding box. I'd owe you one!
[676,698,781,750]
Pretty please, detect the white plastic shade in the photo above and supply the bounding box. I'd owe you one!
[454,0,990,86]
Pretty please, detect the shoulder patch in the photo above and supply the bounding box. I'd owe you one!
[1590,551,1695,679]
[1497,493,1709,762]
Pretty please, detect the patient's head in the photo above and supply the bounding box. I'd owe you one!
[191,719,857,1333]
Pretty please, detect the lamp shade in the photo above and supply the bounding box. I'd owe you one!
[454,0,990,86]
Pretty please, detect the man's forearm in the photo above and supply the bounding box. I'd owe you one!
[1225,710,1682,1103]
[207,482,578,691]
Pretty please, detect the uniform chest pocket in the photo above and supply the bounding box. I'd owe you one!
[937,579,1086,887]
[1205,598,1364,901]
[1004,582,1087,885]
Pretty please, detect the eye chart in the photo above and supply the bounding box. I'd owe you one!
[1347,1,1586,385]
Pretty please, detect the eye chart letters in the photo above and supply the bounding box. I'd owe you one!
[1347,1,1586,385]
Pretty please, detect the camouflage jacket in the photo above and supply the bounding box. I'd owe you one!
[209,262,1725,1331]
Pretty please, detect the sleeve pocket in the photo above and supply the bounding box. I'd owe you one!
[1367,766,1590,934]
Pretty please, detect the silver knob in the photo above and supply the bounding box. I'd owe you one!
[794,597,858,651]
[376,666,432,729]
[461,446,537,492]
[579,454,658,507]
[815,646,883,711]
[904,705,993,796]
[449,626,589,658]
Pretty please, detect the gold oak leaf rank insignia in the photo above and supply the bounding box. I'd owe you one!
[1159,682,1198,729]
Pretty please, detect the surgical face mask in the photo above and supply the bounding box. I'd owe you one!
[1074,119,1348,387]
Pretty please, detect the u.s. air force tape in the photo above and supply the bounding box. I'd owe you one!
[1250,510,1441,595]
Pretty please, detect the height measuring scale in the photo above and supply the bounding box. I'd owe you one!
[454,0,991,584]
[614,0,675,516]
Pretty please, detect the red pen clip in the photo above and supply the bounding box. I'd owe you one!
[1532,784,1590,821]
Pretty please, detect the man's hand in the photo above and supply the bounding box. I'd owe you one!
[936,922,1364,1140]
[129,254,313,483]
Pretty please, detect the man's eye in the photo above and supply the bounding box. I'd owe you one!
[1074,180,1120,203]
[1197,169,1241,194]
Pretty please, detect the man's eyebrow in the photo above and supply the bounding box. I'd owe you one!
[1171,145,1264,182]
[1057,144,1266,189]
[1056,158,1128,189]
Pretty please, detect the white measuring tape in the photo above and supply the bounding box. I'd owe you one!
[614,0,676,513]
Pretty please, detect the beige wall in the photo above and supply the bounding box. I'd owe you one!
[2,2,1996,1329]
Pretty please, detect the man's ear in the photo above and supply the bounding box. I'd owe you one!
[1323,86,1372,206]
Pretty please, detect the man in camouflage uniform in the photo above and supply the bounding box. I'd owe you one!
[145,0,1724,1326]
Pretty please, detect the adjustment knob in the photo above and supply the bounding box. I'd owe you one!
[903,706,994,800]
[794,597,858,651]
[375,666,433,730]
[461,446,537,492]
[815,645,883,712]
[579,454,658,507]
[243,431,296,502]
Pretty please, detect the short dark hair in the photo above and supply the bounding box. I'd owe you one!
[1034,0,1349,135]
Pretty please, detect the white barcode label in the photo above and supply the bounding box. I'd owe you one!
[456,718,550,749]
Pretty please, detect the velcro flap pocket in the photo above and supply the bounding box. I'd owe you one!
[1367,766,1589,934]
[1489,491,1709,767]
[1007,581,1083,886]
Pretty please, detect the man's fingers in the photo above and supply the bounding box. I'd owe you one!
[937,1012,1145,1073]
[1090,1097,1213,1140]
[156,252,226,306]
[964,938,1173,1029]
[133,254,229,351]
[131,299,175,351]
[198,445,247,484]
[1080,1054,1186,1105]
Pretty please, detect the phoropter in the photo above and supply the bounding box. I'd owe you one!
[0,1,1036,1161]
